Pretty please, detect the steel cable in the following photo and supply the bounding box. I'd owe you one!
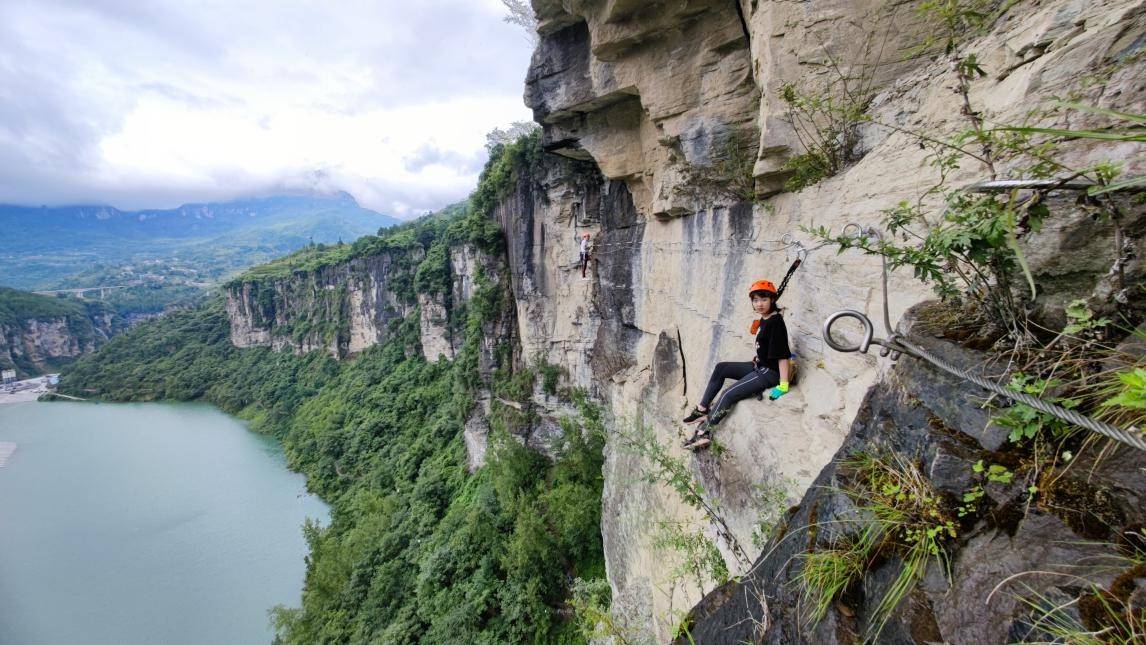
[895,335,1146,451]
[822,222,1144,452]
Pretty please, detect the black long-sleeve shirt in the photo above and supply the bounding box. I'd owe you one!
[754,314,791,372]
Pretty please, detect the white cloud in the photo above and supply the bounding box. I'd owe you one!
[0,0,535,217]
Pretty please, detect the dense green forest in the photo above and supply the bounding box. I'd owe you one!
[61,131,607,643]
[0,286,100,327]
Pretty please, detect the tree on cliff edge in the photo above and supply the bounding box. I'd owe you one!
[501,0,538,42]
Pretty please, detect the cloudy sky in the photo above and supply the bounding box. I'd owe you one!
[0,0,536,217]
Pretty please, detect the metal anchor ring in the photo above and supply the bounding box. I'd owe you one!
[840,223,865,239]
[823,309,875,354]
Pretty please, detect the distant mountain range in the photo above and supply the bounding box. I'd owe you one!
[0,193,403,291]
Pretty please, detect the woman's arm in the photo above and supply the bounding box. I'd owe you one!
[769,357,791,400]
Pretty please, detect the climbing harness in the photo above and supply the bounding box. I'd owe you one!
[821,224,1146,452]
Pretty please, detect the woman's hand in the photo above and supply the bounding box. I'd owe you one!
[770,358,791,400]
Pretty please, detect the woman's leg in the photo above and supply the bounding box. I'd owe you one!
[707,368,780,425]
[698,362,755,409]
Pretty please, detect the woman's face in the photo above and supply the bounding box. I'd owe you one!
[751,293,773,316]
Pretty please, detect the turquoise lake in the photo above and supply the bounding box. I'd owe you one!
[0,402,328,644]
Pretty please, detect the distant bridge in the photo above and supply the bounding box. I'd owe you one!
[33,280,214,300]
[33,285,131,299]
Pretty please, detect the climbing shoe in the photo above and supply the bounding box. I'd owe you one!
[682,406,707,424]
[681,426,700,447]
[684,427,712,451]
[707,408,729,426]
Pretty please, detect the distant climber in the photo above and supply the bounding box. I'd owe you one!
[682,279,792,450]
[579,231,592,279]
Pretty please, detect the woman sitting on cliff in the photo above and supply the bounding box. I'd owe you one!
[682,279,791,450]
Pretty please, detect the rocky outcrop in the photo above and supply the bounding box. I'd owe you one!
[0,311,121,377]
[417,293,454,362]
[526,0,759,219]
[511,0,1145,638]
[494,136,898,634]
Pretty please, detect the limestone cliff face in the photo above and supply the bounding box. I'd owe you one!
[0,312,120,377]
[226,253,415,357]
[224,244,500,364]
[511,0,1145,637]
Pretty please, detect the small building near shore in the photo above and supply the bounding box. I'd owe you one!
[1,369,16,385]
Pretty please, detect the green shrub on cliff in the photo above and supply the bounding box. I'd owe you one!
[413,239,452,297]
[231,241,356,284]
[471,129,540,219]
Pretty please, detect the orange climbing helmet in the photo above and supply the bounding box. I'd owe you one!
[582,232,591,238]
[748,280,777,298]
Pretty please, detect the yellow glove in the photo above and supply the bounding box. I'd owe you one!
[768,380,789,400]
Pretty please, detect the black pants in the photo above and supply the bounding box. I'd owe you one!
[699,361,779,425]
[580,252,589,277]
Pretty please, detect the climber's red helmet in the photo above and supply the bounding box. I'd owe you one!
[582,232,591,239]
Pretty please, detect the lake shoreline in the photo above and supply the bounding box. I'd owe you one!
[0,376,52,405]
